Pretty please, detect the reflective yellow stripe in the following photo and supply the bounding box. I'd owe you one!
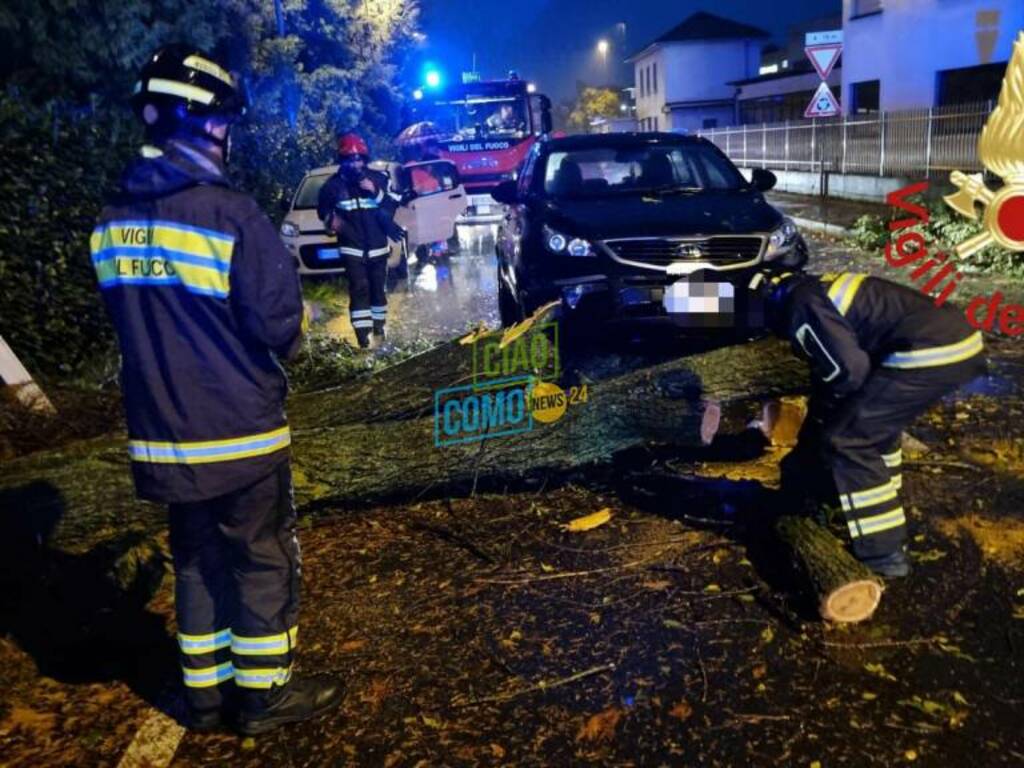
[179,629,232,655]
[234,665,293,690]
[183,54,235,87]
[231,626,298,656]
[826,272,867,316]
[91,221,234,298]
[147,77,215,104]
[183,662,234,688]
[881,332,984,370]
[881,449,902,468]
[892,473,902,491]
[848,508,906,539]
[129,426,290,465]
[841,479,898,512]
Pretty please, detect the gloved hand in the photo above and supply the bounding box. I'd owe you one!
[399,188,416,206]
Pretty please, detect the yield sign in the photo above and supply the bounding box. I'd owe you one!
[805,43,842,80]
[805,82,841,118]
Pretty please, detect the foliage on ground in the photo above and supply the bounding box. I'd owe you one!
[847,197,1024,278]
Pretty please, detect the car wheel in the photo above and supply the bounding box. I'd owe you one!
[498,269,523,328]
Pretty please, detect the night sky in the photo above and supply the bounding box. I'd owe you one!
[417,0,841,102]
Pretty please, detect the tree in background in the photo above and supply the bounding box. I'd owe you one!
[567,87,623,133]
[0,1,420,380]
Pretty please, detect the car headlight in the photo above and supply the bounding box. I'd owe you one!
[543,225,567,254]
[765,218,799,261]
[567,238,593,257]
[280,221,300,238]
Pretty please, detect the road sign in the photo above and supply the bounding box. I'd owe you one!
[805,43,842,80]
[806,30,842,47]
[805,81,841,118]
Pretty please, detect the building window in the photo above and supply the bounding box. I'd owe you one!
[937,62,1007,106]
[852,0,882,17]
[654,116,659,131]
[851,80,880,114]
[702,118,718,130]
[653,62,658,95]
[645,66,651,97]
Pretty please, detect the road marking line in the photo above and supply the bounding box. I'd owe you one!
[116,709,185,768]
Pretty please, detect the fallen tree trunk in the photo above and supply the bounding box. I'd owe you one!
[776,515,883,623]
[1,310,810,551]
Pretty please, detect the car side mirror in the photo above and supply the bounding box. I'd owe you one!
[750,168,777,192]
[491,180,519,205]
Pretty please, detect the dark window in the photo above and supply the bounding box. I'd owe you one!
[638,66,644,97]
[653,62,658,95]
[518,145,540,196]
[702,118,718,130]
[937,62,1007,106]
[851,80,880,114]
[738,90,822,124]
[852,0,882,17]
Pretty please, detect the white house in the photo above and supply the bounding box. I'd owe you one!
[842,0,1024,111]
[627,12,769,133]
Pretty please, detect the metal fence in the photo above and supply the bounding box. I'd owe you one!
[698,101,993,178]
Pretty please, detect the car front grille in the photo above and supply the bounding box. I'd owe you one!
[603,236,764,268]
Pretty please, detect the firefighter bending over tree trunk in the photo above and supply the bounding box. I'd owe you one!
[760,272,986,578]
[93,45,341,735]
[318,133,405,348]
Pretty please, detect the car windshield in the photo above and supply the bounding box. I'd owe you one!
[542,144,747,198]
[293,174,332,210]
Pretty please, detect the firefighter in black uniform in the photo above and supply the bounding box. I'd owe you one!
[93,45,342,734]
[317,133,405,348]
[761,272,986,577]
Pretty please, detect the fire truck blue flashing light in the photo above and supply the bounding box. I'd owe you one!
[413,89,424,100]
[425,70,442,89]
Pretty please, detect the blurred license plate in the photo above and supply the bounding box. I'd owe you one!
[663,281,735,314]
[318,247,340,261]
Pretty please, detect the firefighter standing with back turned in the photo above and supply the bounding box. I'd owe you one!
[761,272,986,578]
[92,45,342,734]
[317,133,404,348]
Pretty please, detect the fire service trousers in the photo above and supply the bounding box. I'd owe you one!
[781,359,983,559]
[345,253,388,346]
[167,461,301,714]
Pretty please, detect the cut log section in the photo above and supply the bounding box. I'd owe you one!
[776,515,883,623]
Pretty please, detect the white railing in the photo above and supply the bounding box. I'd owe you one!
[698,101,994,177]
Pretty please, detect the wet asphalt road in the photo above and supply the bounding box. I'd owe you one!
[320,224,502,348]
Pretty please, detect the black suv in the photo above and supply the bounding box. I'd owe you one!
[492,133,807,331]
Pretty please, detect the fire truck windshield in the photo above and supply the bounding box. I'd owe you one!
[428,96,529,141]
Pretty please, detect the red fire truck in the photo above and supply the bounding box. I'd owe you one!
[407,76,552,224]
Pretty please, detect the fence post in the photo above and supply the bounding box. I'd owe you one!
[762,122,767,169]
[841,114,848,174]
[811,118,816,175]
[784,120,790,172]
[924,107,933,178]
[743,123,748,167]
[878,111,886,177]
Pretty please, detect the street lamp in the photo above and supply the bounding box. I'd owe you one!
[597,39,609,77]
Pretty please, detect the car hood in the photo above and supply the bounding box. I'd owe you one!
[542,191,783,240]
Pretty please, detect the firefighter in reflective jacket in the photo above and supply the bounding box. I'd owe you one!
[317,133,404,348]
[761,272,986,578]
[93,45,341,734]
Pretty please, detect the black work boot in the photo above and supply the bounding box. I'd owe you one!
[236,675,344,736]
[372,320,387,340]
[355,329,371,349]
[859,547,912,579]
[186,707,226,733]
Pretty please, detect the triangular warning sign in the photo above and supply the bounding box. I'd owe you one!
[805,43,842,80]
[805,82,841,118]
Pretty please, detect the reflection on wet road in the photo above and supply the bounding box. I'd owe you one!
[320,225,501,348]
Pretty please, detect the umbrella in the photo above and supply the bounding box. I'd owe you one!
[396,121,445,147]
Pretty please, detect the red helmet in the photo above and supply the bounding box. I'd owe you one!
[337,133,369,158]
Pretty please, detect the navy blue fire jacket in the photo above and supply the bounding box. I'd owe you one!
[774,273,985,398]
[92,140,304,503]
[316,168,402,259]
